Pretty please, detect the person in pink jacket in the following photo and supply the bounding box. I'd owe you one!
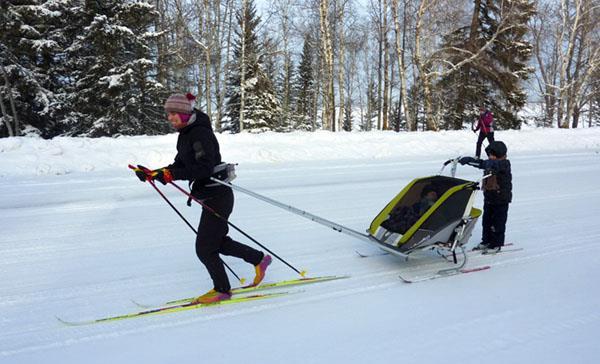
[473,106,495,158]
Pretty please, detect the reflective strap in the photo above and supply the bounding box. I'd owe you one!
[204,163,237,187]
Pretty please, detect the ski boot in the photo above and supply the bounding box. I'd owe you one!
[192,289,232,304]
[251,254,272,286]
[472,242,489,251]
[482,245,501,254]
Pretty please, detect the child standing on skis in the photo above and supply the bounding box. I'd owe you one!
[459,141,512,253]
[133,93,271,304]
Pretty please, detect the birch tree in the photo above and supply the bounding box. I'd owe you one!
[266,0,295,127]
[413,0,440,130]
[372,0,384,130]
[239,0,248,131]
[319,0,336,131]
[531,0,599,128]
[342,5,364,131]
[531,0,561,127]
[216,0,236,131]
[555,0,600,128]
[390,0,414,130]
[336,0,349,130]
[381,0,391,130]
[413,0,534,130]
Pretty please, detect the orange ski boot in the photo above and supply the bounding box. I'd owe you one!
[251,254,272,286]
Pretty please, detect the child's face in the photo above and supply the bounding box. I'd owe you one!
[488,154,498,160]
[425,191,437,201]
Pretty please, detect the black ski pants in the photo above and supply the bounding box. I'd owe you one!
[476,131,495,158]
[195,188,263,293]
[481,203,509,248]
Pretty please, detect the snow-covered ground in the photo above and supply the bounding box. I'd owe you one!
[1,129,599,363]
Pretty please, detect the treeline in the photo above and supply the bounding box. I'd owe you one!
[1,0,598,138]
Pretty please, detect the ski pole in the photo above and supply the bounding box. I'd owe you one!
[207,177,409,260]
[147,180,247,283]
[128,165,245,284]
[208,177,371,242]
[167,180,306,278]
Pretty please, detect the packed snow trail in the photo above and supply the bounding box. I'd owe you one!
[1,151,600,363]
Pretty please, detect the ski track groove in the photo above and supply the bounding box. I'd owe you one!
[409,303,600,361]
[1,280,398,358]
[3,234,597,312]
[4,235,595,359]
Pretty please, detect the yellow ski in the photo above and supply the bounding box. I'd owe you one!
[57,291,289,326]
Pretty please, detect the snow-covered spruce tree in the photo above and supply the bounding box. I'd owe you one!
[0,1,74,137]
[437,0,535,130]
[291,33,316,131]
[483,0,535,129]
[436,26,490,130]
[223,0,281,133]
[65,1,168,137]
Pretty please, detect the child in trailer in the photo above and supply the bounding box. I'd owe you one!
[133,93,271,304]
[459,141,512,253]
[381,185,439,235]
[414,185,439,216]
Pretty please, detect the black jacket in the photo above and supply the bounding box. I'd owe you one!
[167,110,228,199]
[483,159,512,205]
[463,157,512,205]
[480,160,512,205]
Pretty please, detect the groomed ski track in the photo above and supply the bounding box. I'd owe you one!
[1,151,600,363]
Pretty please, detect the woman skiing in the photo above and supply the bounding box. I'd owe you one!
[134,93,271,304]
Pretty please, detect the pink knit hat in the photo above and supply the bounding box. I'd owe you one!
[164,93,193,114]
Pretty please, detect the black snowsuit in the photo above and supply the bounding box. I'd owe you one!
[464,158,512,249]
[166,110,263,293]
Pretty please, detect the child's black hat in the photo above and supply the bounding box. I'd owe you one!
[485,141,507,158]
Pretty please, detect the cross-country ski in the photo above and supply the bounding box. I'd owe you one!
[132,275,349,308]
[57,291,292,326]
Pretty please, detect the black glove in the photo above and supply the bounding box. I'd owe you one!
[134,165,150,182]
[459,157,476,165]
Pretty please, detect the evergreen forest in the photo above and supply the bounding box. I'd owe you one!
[1,0,599,138]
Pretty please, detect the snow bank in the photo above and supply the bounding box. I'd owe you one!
[0,128,599,177]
